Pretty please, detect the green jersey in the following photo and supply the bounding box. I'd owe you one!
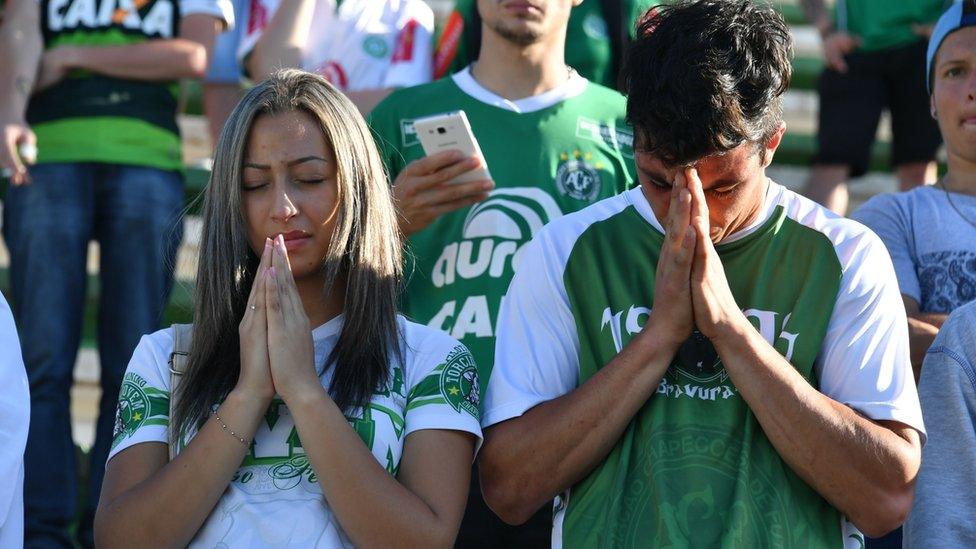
[368,68,636,386]
[433,0,660,87]
[486,184,925,547]
[835,0,945,51]
[28,0,230,170]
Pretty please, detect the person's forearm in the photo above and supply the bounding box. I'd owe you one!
[62,39,208,82]
[799,0,832,34]
[247,0,316,80]
[713,321,920,538]
[907,316,939,380]
[0,2,42,120]
[479,317,677,525]
[95,390,270,547]
[285,386,460,548]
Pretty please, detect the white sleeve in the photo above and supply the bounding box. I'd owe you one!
[404,330,483,454]
[816,227,926,440]
[382,1,434,88]
[483,230,580,428]
[237,0,278,71]
[106,329,175,463]
[180,0,235,30]
[850,194,920,303]
[0,293,29,531]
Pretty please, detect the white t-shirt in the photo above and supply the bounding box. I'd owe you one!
[0,292,29,549]
[239,0,433,91]
[851,185,976,313]
[108,315,481,548]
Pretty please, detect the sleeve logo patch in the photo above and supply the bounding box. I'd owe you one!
[439,346,480,418]
[113,374,151,440]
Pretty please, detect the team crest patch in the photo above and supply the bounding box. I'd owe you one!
[113,374,151,440]
[439,346,480,418]
[362,35,390,59]
[555,151,602,202]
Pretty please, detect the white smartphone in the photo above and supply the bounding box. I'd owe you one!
[413,110,492,184]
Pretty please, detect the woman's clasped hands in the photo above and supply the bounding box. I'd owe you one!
[237,234,319,404]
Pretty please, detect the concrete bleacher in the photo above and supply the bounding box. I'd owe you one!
[2,0,911,449]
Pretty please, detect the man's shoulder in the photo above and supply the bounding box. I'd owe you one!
[772,183,887,271]
[534,190,638,256]
[372,77,463,119]
[567,81,627,113]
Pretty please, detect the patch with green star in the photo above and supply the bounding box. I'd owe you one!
[111,372,170,449]
[438,346,480,419]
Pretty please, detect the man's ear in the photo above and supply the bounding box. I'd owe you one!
[761,123,787,168]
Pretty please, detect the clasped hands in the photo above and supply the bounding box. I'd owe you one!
[235,235,319,404]
[650,167,750,351]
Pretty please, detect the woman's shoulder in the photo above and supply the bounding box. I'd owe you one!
[122,327,181,392]
[395,316,474,377]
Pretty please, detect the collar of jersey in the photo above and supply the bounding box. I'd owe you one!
[451,65,589,113]
[626,181,784,246]
[312,313,345,341]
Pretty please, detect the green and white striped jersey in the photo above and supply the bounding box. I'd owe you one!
[486,183,925,548]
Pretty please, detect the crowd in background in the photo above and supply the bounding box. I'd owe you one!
[0,0,974,547]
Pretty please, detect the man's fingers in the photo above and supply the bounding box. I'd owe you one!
[414,179,494,209]
[404,157,485,197]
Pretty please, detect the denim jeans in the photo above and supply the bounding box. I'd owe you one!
[3,162,184,548]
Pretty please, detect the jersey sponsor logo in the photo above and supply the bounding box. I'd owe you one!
[391,18,419,63]
[400,119,419,147]
[428,188,564,339]
[555,150,602,202]
[582,12,608,40]
[434,10,464,79]
[47,0,176,38]
[362,34,390,59]
[576,117,634,159]
[601,306,800,401]
[439,346,480,418]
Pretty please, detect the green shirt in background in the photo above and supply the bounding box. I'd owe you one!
[434,0,660,88]
[368,69,636,387]
[836,0,946,51]
[27,0,200,171]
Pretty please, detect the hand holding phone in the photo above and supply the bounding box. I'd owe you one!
[413,111,492,184]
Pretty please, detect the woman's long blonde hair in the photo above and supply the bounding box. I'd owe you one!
[173,69,404,440]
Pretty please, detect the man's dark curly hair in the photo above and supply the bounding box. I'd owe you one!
[623,0,793,166]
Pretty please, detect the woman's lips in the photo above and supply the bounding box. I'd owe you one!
[279,231,311,251]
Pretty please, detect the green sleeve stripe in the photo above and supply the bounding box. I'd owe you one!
[406,372,442,402]
[405,397,449,411]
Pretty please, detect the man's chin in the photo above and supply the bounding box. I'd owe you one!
[491,22,544,46]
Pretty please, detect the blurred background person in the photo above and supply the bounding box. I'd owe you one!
[241,0,434,114]
[202,0,249,145]
[852,0,976,380]
[0,289,29,549]
[433,0,659,89]
[799,0,945,215]
[0,0,231,545]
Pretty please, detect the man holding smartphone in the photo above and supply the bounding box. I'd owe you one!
[368,0,636,545]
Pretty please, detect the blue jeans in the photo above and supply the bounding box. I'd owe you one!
[3,163,184,548]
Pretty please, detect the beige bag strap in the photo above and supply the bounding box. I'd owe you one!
[167,323,193,461]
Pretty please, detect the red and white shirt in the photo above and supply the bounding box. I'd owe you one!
[240,0,433,91]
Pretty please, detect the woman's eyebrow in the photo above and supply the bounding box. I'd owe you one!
[242,156,329,169]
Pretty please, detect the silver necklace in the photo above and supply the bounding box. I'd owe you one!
[938,179,976,232]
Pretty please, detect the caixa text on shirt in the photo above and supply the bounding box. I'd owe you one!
[44,0,181,40]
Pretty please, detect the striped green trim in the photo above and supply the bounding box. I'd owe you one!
[34,116,183,170]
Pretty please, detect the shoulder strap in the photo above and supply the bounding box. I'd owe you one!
[167,323,193,461]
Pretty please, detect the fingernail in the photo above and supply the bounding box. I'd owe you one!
[265,238,272,249]
[482,181,494,190]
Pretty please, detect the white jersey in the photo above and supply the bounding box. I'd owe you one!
[240,0,433,91]
[108,315,481,548]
